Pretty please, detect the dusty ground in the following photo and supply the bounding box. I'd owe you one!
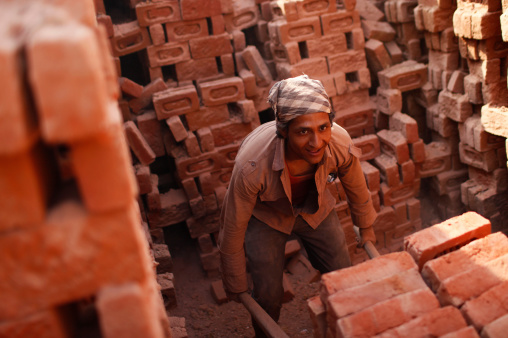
[165,195,443,338]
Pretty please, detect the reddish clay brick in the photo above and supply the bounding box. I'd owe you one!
[276,56,329,79]
[174,150,221,180]
[376,88,402,115]
[327,268,427,331]
[0,201,151,320]
[124,121,156,165]
[0,308,71,338]
[189,33,233,59]
[28,23,112,143]
[153,85,199,119]
[438,90,473,123]
[147,174,161,212]
[136,111,165,157]
[175,57,219,82]
[147,189,192,228]
[282,272,295,303]
[146,41,191,67]
[365,39,392,73]
[376,306,467,337]
[210,279,228,304]
[328,50,368,73]
[378,60,427,92]
[268,17,322,44]
[422,232,508,292]
[459,142,500,173]
[71,124,138,212]
[337,288,440,338]
[353,134,380,161]
[223,6,260,31]
[197,77,245,106]
[377,129,410,164]
[380,179,419,207]
[373,153,400,187]
[362,20,397,41]
[185,104,229,132]
[417,141,452,177]
[109,21,151,57]
[241,46,273,87]
[119,77,143,98]
[165,116,188,143]
[180,0,221,20]
[135,164,151,195]
[196,127,215,153]
[357,0,385,21]
[462,279,508,331]
[332,102,375,137]
[321,10,361,34]
[359,161,380,193]
[186,212,220,239]
[148,23,166,46]
[153,243,173,274]
[320,251,418,304]
[305,33,347,58]
[405,211,491,271]
[97,281,164,338]
[307,296,327,338]
[389,112,419,143]
[439,326,481,338]
[165,18,208,41]
[481,313,508,338]
[183,131,201,157]
[129,78,168,113]
[135,0,181,27]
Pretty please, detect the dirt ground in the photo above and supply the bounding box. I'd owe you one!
[165,195,443,338]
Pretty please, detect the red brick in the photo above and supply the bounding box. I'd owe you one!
[0,144,54,232]
[268,17,322,45]
[241,45,273,87]
[223,6,260,32]
[183,131,201,157]
[440,326,481,338]
[294,0,335,19]
[185,104,229,132]
[380,179,419,206]
[124,121,156,165]
[270,42,300,64]
[377,306,467,337]
[119,77,143,98]
[135,164,151,195]
[109,21,151,57]
[459,142,501,172]
[362,20,396,41]
[135,1,181,26]
[186,212,220,239]
[353,134,381,161]
[147,174,161,212]
[129,78,168,113]
[461,279,508,331]
[357,0,385,21]
[276,57,329,79]
[327,268,427,332]
[97,281,164,338]
[175,150,221,180]
[405,211,491,271]
[147,189,192,228]
[0,201,152,320]
[430,168,468,196]
[220,53,236,76]
[146,41,191,67]
[197,77,245,106]
[378,60,427,92]
[337,288,440,338]
[420,6,455,33]
[165,18,208,41]
[359,161,380,192]
[282,272,295,303]
[71,124,138,212]
[321,10,361,35]
[157,272,177,310]
[416,141,452,178]
[165,116,188,142]
[0,308,72,338]
[327,49,368,73]
[180,0,221,20]
[438,90,473,123]
[196,127,215,153]
[373,153,400,187]
[365,39,393,73]
[189,33,233,59]
[307,296,327,338]
[389,112,419,143]
[210,118,255,147]
[320,251,418,303]
[28,23,112,143]
[377,129,410,164]
[148,24,166,45]
[481,313,508,338]
[376,88,402,115]
[153,85,199,119]
[210,280,228,304]
[136,111,166,157]
[153,243,173,274]
[480,104,508,139]
[305,33,348,58]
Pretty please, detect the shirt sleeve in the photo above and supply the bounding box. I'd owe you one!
[217,161,259,293]
[337,144,378,228]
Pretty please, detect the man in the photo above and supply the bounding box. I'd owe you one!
[217,75,377,337]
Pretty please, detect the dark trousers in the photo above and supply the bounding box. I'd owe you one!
[244,211,351,337]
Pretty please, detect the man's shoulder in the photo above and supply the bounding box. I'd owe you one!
[330,122,352,147]
[236,121,278,163]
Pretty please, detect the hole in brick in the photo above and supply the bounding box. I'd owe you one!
[243,26,258,46]
[216,56,223,73]
[161,64,177,83]
[298,41,309,59]
[345,71,358,84]
[345,32,353,50]
[119,52,151,86]
[206,17,214,35]
[103,0,136,24]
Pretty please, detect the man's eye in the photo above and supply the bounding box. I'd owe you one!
[299,130,308,135]
[320,125,329,131]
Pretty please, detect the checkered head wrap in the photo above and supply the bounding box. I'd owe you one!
[267,75,332,128]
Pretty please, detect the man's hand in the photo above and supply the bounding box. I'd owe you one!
[358,226,376,247]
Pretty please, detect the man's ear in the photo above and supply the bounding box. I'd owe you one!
[277,127,287,139]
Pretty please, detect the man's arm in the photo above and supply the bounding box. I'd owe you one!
[217,163,259,294]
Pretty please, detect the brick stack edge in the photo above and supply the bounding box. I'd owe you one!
[0,1,170,338]
[312,211,508,337]
[93,0,508,300]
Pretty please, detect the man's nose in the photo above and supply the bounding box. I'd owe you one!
[309,133,322,148]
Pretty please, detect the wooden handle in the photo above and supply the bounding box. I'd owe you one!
[239,292,290,338]
[353,226,381,259]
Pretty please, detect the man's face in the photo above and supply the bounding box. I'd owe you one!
[283,112,332,165]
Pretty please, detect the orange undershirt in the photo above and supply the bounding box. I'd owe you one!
[288,171,315,206]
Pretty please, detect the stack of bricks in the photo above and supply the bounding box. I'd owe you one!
[310,211,508,337]
[0,1,170,338]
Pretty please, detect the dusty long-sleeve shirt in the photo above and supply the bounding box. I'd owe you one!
[217,121,377,293]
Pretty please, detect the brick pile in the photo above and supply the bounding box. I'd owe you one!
[0,1,171,338]
[310,211,508,337]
